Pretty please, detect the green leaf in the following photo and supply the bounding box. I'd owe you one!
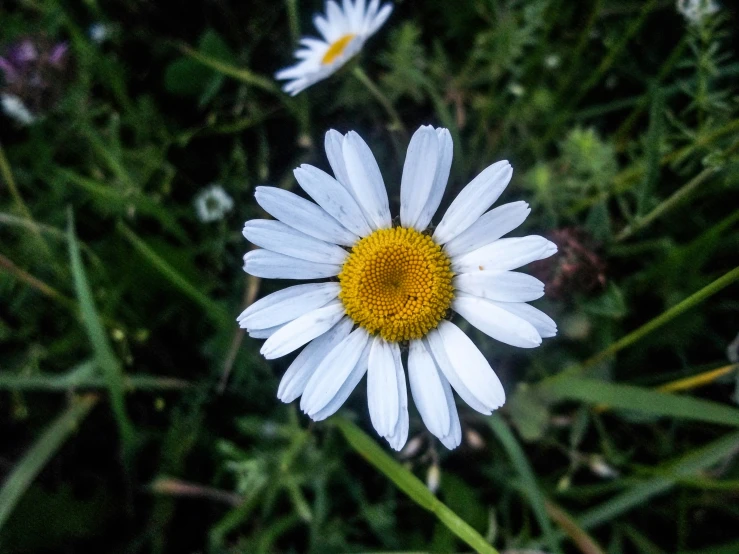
[488,414,561,554]
[581,282,627,319]
[0,395,98,531]
[334,417,499,554]
[507,383,550,441]
[68,212,135,456]
[543,378,739,427]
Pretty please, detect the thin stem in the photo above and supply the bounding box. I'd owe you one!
[616,166,716,242]
[352,66,406,134]
[547,266,739,383]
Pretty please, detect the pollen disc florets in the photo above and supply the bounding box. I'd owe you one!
[339,227,454,342]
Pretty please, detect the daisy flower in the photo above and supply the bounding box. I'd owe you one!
[275,0,393,96]
[239,125,557,450]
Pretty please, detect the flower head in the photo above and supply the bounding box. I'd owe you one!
[239,126,557,450]
[275,0,393,96]
[194,184,234,222]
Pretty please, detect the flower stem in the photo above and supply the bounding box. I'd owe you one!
[352,66,406,134]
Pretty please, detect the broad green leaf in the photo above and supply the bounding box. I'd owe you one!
[335,417,499,554]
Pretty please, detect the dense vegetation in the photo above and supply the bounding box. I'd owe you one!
[1,1,738,552]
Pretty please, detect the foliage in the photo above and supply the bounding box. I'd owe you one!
[1,0,739,553]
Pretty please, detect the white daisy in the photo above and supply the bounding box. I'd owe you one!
[239,125,557,450]
[275,0,393,96]
[194,184,234,222]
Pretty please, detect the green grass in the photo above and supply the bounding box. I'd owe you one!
[1,1,738,552]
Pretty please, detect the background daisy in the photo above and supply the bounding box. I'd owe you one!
[275,0,393,95]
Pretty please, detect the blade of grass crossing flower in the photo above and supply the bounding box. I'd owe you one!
[117,222,230,326]
[335,417,499,554]
[488,415,562,554]
[0,394,98,531]
[543,378,739,427]
[68,212,135,458]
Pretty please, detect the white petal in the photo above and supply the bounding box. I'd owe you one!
[260,301,346,359]
[453,270,545,303]
[438,373,462,450]
[367,3,393,35]
[488,301,557,338]
[385,349,409,451]
[443,201,531,257]
[367,338,400,437]
[431,321,506,412]
[301,327,370,416]
[452,236,558,273]
[364,0,380,27]
[408,339,450,438]
[415,128,453,231]
[400,125,439,229]
[243,250,341,279]
[277,317,353,403]
[313,14,335,42]
[453,294,542,349]
[326,1,348,31]
[424,332,491,415]
[255,186,359,247]
[311,340,371,421]
[237,282,340,330]
[294,164,373,237]
[325,130,352,189]
[433,160,513,244]
[248,324,284,339]
[243,220,348,265]
[342,131,391,229]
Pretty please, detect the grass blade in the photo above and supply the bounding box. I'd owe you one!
[552,265,739,381]
[543,378,739,427]
[0,394,98,530]
[577,431,739,529]
[544,501,607,554]
[334,417,499,554]
[488,414,561,554]
[68,212,135,455]
[117,222,230,326]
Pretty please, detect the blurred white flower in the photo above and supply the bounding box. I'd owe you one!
[275,0,393,96]
[508,83,525,97]
[89,23,111,44]
[1,93,36,125]
[544,54,560,69]
[194,184,234,222]
[676,0,719,24]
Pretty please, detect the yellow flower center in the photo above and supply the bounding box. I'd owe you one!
[321,34,356,65]
[339,227,455,342]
